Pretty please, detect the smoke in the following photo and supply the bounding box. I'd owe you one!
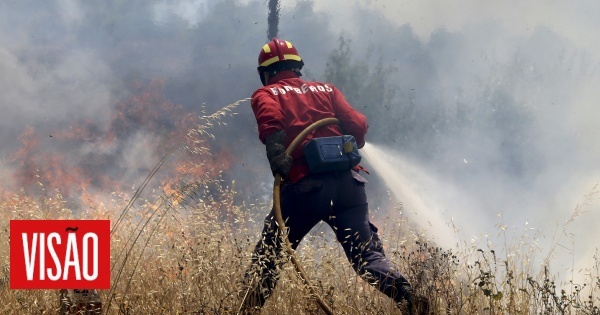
[310,0,600,277]
[1,0,599,280]
[282,0,600,277]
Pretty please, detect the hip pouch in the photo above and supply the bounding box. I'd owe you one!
[303,135,362,173]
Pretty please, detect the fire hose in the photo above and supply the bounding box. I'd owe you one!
[238,118,339,315]
[272,118,339,315]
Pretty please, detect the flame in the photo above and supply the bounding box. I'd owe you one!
[3,79,235,208]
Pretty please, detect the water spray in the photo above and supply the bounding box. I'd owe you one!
[361,143,459,249]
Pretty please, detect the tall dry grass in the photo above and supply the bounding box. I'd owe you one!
[1,100,599,314]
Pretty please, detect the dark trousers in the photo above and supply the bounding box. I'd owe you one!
[241,170,411,310]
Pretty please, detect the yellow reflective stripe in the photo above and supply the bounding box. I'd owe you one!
[262,44,271,53]
[259,56,279,67]
[259,54,302,67]
[284,54,301,62]
[285,41,293,48]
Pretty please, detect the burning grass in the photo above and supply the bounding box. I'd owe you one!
[1,100,600,314]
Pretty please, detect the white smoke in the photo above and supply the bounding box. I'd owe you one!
[298,0,600,280]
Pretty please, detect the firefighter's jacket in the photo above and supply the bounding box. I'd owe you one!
[251,70,368,183]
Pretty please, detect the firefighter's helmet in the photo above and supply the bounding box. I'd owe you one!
[257,38,304,85]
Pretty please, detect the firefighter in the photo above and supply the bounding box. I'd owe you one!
[241,38,416,314]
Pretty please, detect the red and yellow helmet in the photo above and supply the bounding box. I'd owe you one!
[257,38,304,85]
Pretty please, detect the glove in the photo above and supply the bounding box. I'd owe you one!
[265,130,293,178]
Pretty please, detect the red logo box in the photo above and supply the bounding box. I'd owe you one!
[10,220,110,289]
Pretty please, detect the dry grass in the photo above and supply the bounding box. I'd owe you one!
[1,100,599,314]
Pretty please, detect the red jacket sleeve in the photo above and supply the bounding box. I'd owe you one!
[251,88,284,144]
[331,86,368,148]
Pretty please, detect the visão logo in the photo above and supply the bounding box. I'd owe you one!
[10,220,110,289]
